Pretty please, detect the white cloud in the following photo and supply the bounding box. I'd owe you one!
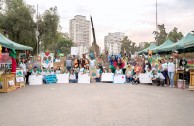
[25,0,194,48]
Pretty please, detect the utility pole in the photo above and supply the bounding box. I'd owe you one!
[36,4,39,55]
[156,0,158,46]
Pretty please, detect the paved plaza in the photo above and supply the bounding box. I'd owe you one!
[0,84,194,126]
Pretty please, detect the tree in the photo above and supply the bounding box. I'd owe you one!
[153,24,168,45]
[121,36,140,54]
[167,27,183,42]
[47,34,74,55]
[0,0,36,52]
[141,42,150,50]
[37,6,59,51]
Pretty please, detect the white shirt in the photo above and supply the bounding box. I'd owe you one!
[126,70,132,76]
[55,58,61,62]
[79,68,84,73]
[162,63,168,71]
[90,60,95,67]
[168,62,175,72]
[69,74,76,80]
[20,63,27,73]
[158,73,165,79]
[115,69,122,75]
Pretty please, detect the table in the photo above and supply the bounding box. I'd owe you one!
[29,75,43,85]
[189,69,194,90]
[0,73,16,93]
[174,70,184,87]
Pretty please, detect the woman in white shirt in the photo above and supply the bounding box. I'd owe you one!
[69,70,77,83]
[167,57,175,87]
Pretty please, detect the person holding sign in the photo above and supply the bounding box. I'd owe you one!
[69,70,77,83]
[126,65,134,83]
[115,66,123,75]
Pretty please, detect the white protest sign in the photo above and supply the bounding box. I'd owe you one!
[139,73,152,83]
[114,75,126,83]
[78,73,90,83]
[57,74,69,83]
[8,80,15,86]
[101,73,114,82]
[29,75,43,85]
[16,77,24,82]
[71,47,78,56]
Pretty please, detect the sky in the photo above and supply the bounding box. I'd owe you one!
[25,0,194,48]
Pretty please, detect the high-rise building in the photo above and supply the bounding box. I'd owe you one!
[69,15,91,56]
[104,32,125,55]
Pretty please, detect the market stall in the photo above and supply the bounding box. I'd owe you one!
[0,33,33,92]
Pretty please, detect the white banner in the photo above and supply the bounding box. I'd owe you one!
[78,73,90,83]
[16,77,24,82]
[57,74,69,84]
[71,47,78,56]
[139,73,152,83]
[114,75,126,83]
[101,73,114,82]
[29,75,43,85]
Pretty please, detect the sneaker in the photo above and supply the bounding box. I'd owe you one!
[173,86,175,88]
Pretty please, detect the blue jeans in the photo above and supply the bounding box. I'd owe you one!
[168,72,175,86]
[126,76,133,83]
[95,78,101,82]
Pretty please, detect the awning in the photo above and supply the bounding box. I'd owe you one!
[0,33,33,50]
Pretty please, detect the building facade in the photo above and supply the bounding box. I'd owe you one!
[69,15,91,57]
[104,32,125,55]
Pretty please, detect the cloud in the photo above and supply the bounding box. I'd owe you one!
[25,0,194,48]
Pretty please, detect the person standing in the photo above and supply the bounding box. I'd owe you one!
[19,58,27,84]
[167,57,175,88]
[161,59,168,86]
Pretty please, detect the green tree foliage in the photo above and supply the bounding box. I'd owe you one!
[37,6,59,51]
[0,0,36,52]
[153,24,168,45]
[121,36,140,54]
[143,42,150,49]
[47,34,74,55]
[167,27,183,42]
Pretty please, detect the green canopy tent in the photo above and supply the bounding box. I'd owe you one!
[0,33,33,51]
[0,34,13,49]
[159,33,194,52]
[184,35,194,49]
[137,43,157,54]
[151,39,173,53]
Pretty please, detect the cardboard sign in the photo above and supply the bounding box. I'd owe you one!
[101,73,114,82]
[78,73,90,83]
[139,73,152,83]
[29,75,43,85]
[57,74,69,83]
[90,66,97,78]
[114,75,126,83]
[41,52,54,69]
[71,47,78,56]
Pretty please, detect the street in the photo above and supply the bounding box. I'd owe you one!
[0,84,194,126]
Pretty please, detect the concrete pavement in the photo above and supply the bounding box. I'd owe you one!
[0,84,194,126]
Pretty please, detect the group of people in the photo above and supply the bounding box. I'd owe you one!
[18,51,178,87]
